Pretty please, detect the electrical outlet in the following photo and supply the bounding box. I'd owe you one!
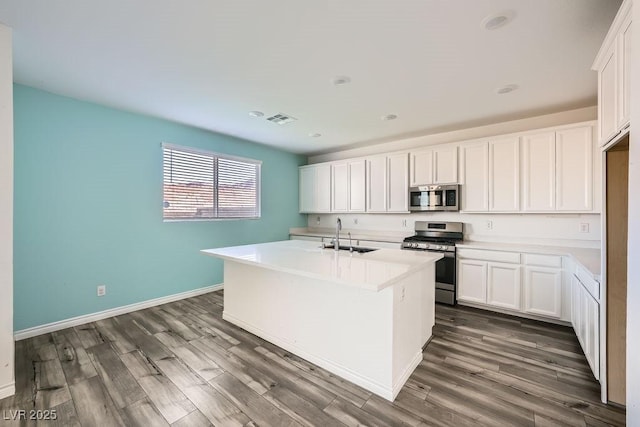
[315,216,320,225]
[579,223,590,233]
[402,219,407,227]
[486,220,493,230]
[354,218,358,225]
[97,285,106,297]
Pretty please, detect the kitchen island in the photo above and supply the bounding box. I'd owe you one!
[201,239,442,401]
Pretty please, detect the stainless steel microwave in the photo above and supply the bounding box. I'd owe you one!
[409,184,459,211]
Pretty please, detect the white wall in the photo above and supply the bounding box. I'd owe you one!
[0,23,14,399]
[309,212,601,248]
[626,1,640,422]
[309,107,596,163]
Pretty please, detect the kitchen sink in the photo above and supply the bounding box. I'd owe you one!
[322,244,378,254]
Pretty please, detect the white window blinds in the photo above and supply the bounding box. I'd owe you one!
[162,144,261,220]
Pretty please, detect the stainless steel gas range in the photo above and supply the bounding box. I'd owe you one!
[401,221,464,305]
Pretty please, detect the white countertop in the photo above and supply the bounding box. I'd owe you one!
[289,227,410,244]
[201,240,442,291]
[457,241,601,281]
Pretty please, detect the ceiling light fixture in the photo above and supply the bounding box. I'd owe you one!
[482,11,515,30]
[248,111,264,118]
[309,133,322,138]
[496,84,519,94]
[382,114,398,121]
[332,76,351,86]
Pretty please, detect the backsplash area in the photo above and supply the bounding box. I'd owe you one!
[307,212,601,248]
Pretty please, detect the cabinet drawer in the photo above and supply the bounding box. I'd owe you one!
[457,248,520,264]
[575,265,600,300]
[523,253,562,268]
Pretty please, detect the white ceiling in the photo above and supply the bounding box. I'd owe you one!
[0,0,621,155]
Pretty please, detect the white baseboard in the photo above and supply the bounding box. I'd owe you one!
[0,381,15,400]
[14,284,224,341]
[223,311,416,402]
[392,351,423,400]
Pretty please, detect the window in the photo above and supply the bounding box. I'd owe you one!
[162,143,261,220]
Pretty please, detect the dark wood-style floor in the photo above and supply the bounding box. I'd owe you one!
[0,291,626,426]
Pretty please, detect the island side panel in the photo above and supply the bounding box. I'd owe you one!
[420,263,436,346]
[391,263,435,399]
[221,260,395,397]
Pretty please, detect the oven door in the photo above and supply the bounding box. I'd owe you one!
[431,251,455,288]
[425,250,456,304]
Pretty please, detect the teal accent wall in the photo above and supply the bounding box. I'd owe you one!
[13,84,306,331]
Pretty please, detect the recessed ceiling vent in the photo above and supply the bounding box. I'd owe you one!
[266,113,297,125]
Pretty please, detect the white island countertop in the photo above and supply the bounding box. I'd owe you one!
[201,239,442,291]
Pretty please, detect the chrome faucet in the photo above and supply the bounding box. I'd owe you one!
[334,218,342,251]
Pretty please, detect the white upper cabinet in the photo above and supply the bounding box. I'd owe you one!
[522,125,594,212]
[331,160,366,213]
[348,160,366,212]
[461,138,519,212]
[522,132,556,211]
[331,162,349,212]
[410,145,458,186]
[489,137,520,212]
[387,153,410,212]
[316,164,331,212]
[299,164,331,213]
[366,155,387,212]
[299,167,316,213]
[593,0,632,146]
[366,153,409,213]
[618,13,632,130]
[599,50,618,144]
[460,141,489,212]
[556,126,593,211]
[410,150,433,186]
[434,146,458,184]
[301,122,596,215]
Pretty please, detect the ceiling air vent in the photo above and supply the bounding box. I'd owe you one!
[266,113,297,125]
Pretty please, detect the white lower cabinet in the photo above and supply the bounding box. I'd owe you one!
[457,259,520,309]
[457,259,487,304]
[457,248,564,321]
[523,266,563,318]
[571,273,600,380]
[487,263,521,310]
